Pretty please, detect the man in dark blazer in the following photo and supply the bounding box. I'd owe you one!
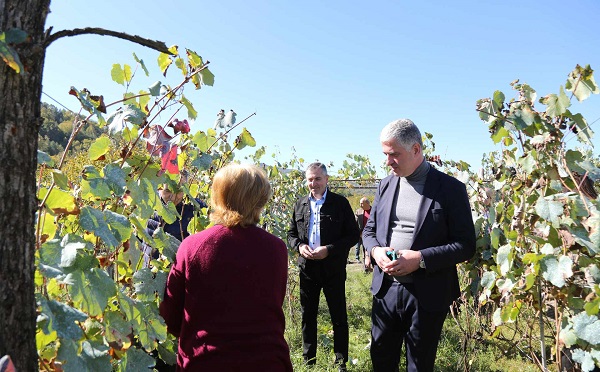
[363,119,476,371]
[287,162,359,372]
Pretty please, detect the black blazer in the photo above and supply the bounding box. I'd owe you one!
[363,167,476,311]
[287,190,359,274]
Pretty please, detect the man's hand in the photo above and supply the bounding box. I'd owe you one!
[299,244,314,260]
[311,246,329,260]
[372,247,421,276]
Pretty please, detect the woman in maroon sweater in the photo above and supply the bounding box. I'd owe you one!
[159,163,293,371]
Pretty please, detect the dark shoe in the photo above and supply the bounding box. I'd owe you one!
[338,363,347,372]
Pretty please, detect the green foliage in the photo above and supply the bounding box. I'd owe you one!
[37,51,600,372]
[34,49,259,371]
[468,64,600,371]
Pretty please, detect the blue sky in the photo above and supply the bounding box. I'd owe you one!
[42,1,600,177]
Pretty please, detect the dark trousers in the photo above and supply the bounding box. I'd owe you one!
[300,266,348,365]
[354,241,364,260]
[371,280,448,372]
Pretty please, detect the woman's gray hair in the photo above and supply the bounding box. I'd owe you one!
[380,119,422,151]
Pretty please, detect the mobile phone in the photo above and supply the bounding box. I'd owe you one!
[386,250,397,261]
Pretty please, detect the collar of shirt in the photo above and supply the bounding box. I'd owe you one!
[309,188,328,203]
[308,189,327,249]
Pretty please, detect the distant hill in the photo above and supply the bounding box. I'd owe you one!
[39,102,103,156]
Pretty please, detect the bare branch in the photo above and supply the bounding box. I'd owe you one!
[43,27,174,54]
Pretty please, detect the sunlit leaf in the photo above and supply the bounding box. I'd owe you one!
[192,131,210,152]
[174,57,187,76]
[70,268,117,316]
[59,239,87,269]
[240,128,256,148]
[186,48,203,68]
[51,170,70,191]
[123,64,133,83]
[477,99,494,123]
[508,103,535,129]
[535,197,564,227]
[199,67,215,87]
[572,312,600,345]
[518,153,536,175]
[497,244,513,276]
[491,127,509,144]
[541,255,573,288]
[565,64,600,102]
[540,86,570,117]
[111,64,125,85]
[571,348,599,372]
[38,187,78,215]
[89,136,110,161]
[180,94,197,119]
[133,52,149,76]
[158,53,172,77]
[106,105,146,134]
[480,271,496,290]
[492,90,505,110]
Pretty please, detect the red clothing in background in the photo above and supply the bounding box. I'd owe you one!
[362,209,370,229]
[160,224,293,371]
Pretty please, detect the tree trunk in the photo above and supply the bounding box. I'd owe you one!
[0,1,51,370]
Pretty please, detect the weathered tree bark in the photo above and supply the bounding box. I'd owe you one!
[1,2,175,369]
[0,0,51,371]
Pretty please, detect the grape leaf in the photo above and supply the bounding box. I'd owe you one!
[566,64,600,102]
[119,347,156,371]
[133,268,168,302]
[46,300,88,340]
[540,86,570,117]
[572,312,600,345]
[111,64,125,85]
[70,268,117,316]
[37,150,54,166]
[541,255,573,288]
[535,197,564,227]
[89,136,110,160]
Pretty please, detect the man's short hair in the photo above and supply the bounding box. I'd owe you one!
[210,163,271,227]
[380,119,422,151]
[305,162,327,176]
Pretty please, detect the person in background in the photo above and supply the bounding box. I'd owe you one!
[363,119,476,371]
[287,162,359,372]
[160,163,293,371]
[141,170,206,268]
[354,197,372,272]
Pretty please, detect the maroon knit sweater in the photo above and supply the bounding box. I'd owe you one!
[159,224,293,371]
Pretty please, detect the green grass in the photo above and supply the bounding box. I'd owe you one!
[284,263,545,371]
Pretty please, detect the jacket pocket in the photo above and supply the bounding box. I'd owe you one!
[294,213,306,236]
